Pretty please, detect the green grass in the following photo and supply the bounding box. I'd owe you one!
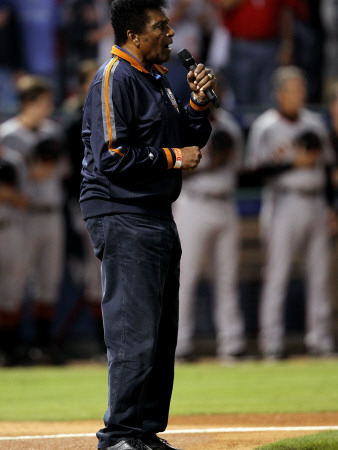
[0,365,107,421]
[0,359,337,421]
[255,431,338,449]
[171,359,338,415]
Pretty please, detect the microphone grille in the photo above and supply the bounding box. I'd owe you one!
[177,48,194,69]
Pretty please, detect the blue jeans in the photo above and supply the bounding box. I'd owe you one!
[227,37,279,106]
[85,214,181,448]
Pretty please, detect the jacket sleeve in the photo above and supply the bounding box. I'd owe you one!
[179,98,212,149]
[85,78,178,176]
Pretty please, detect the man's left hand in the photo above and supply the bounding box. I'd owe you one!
[187,64,216,103]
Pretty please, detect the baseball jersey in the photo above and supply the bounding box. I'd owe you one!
[246,108,336,192]
[182,109,244,197]
[0,117,69,208]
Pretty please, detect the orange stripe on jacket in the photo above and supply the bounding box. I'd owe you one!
[105,56,118,151]
[109,148,124,157]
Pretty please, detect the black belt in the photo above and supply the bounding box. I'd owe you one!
[186,189,233,201]
[276,187,324,198]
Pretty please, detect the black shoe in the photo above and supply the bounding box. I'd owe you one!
[308,348,338,359]
[262,351,287,361]
[142,434,185,450]
[103,438,152,449]
[219,351,254,363]
[0,345,34,367]
[175,352,197,363]
[28,344,67,366]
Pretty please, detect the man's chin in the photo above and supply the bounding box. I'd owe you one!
[157,49,172,64]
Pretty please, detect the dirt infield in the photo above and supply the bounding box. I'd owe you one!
[1,412,338,449]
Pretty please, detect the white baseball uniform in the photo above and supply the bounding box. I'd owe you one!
[0,117,69,306]
[0,148,26,313]
[246,108,336,356]
[174,109,246,359]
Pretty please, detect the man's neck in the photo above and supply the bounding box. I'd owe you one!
[120,43,153,72]
[18,112,42,131]
[278,109,300,122]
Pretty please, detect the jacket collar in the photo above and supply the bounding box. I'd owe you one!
[111,45,168,75]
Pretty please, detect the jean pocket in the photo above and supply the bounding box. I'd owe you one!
[85,217,105,260]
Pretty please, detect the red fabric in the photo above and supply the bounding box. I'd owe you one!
[285,0,308,20]
[218,0,308,40]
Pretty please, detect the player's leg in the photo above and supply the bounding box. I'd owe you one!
[304,202,334,355]
[0,224,27,365]
[31,213,65,362]
[174,195,212,359]
[83,227,104,354]
[213,204,245,359]
[259,198,297,358]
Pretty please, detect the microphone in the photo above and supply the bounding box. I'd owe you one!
[177,48,220,108]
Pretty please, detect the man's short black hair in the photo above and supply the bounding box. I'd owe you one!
[110,0,168,46]
[16,75,52,105]
[294,131,322,152]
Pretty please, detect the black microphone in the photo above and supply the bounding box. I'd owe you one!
[177,48,220,108]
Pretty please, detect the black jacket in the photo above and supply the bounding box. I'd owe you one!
[80,46,212,220]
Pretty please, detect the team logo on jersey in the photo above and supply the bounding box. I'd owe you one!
[165,88,179,112]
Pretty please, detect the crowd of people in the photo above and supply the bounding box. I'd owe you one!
[0,0,338,368]
[1,0,338,111]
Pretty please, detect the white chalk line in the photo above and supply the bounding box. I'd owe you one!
[1,426,338,441]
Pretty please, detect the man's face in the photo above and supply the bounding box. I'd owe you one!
[137,8,174,69]
[28,93,54,121]
[276,77,307,116]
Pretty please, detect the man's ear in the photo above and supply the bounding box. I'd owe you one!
[127,30,140,47]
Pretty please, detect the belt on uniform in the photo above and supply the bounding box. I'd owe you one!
[186,189,233,201]
[276,187,324,197]
[29,206,61,214]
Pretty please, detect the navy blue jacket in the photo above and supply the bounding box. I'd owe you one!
[80,46,212,220]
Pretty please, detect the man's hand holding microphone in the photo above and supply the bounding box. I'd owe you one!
[177,48,218,170]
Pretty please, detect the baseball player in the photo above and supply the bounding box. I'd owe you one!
[0,75,70,364]
[0,146,29,365]
[174,105,246,362]
[246,66,336,359]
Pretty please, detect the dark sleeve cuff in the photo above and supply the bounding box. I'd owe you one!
[162,148,177,169]
[189,93,210,113]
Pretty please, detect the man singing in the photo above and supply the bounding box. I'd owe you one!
[80,1,216,448]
